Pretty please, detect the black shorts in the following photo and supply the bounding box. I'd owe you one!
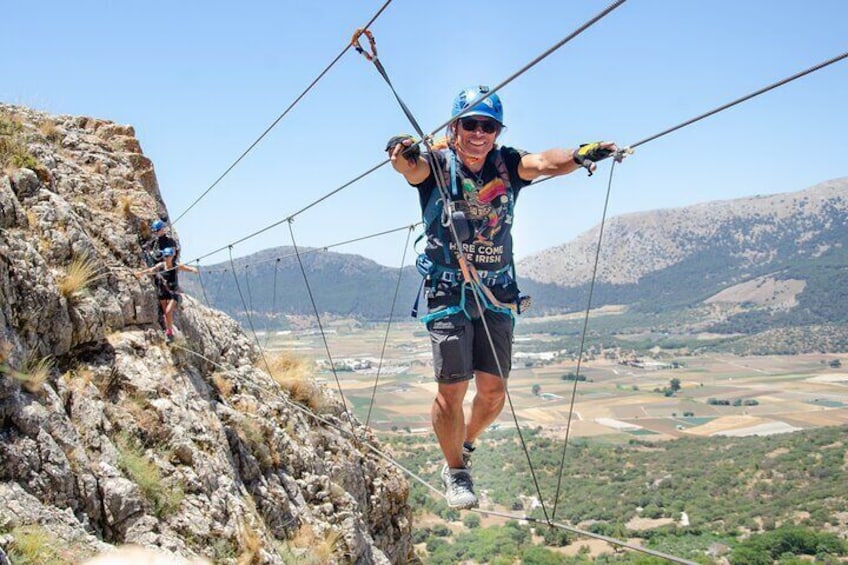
[427,309,514,384]
[157,287,181,302]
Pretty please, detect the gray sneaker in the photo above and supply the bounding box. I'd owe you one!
[441,464,478,509]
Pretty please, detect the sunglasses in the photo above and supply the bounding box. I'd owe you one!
[459,117,499,134]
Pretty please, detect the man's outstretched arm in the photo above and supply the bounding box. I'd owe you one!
[518,141,618,181]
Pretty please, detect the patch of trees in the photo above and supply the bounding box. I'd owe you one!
[707,398,760,406]
[561,372,587,382]
[730,526,847,564]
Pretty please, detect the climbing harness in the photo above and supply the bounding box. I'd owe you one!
[404,141,530,325]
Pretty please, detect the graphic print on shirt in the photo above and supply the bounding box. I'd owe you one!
[450,174,513,267]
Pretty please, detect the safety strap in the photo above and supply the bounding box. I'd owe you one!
[418,283,470,325]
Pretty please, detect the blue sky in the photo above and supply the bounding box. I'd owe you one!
[3,1,846,268]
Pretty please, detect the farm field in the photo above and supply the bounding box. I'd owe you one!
[258,318,848,440]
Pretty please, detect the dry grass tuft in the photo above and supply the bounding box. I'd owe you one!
[236,518,263,565]
[211,372,234,399]
[287,524,341,564]
[118,195,137,219]
[0,346,51,393]
[139,220,152,239]
[235,416,277,470]
[264,352,324,411]
[58,255,101,299]
[123,392,166,444]
[39,119,61,142]
[18,355,53,393]
[66,367,95,391]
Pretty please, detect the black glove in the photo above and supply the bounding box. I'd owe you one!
[573,142,614,175]
[385,134,421,161]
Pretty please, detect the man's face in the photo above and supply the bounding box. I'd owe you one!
[454,116,500,164]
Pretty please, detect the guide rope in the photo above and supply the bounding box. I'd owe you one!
[552,159,620,520]
[286,220,355,432]
[363,225,414,431]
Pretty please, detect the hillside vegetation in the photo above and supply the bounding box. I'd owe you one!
[384,425,848,563]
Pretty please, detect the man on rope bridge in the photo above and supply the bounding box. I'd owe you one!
[386,85,618,509]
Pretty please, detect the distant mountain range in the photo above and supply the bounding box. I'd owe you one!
[182,178,848,342]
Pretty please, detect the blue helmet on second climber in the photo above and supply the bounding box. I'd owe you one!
[450,85,504,126]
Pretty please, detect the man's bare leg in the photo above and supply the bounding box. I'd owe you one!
[465,370,506,446]
[432,380,470,468]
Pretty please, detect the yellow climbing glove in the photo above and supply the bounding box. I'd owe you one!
[573,142,614,175]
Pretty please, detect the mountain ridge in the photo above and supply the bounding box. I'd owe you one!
[184,177,848,351]
[517,177,848,286]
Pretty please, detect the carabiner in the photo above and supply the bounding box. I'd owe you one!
[351,28,378,62]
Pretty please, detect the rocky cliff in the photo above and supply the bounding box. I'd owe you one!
[0,104,413,564]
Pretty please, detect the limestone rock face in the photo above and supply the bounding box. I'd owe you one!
[0,104,413,564]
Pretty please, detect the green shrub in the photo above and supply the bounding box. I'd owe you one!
[114,432,183,517]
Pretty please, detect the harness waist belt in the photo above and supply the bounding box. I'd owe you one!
[432,263,513,287]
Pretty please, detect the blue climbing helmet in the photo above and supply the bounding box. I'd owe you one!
[451,85,504,125]
[161,247,176,257]
[151,219,166,232]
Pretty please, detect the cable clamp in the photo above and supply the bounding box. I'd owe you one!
[351,28,378,61]
[614,146,634,163]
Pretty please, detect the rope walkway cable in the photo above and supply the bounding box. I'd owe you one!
[170,0,396,226]
[529,49,848,190]
[197,222,420,274]
[629,50,848,150]
[168,336,699,564]
[187,0,627,266]
[551,159,619,521]
[211,268,228,307]
[265,258,281,348]
[363,225,413,430]
[226,247,275,378]
[190,158,392,264]
[195,261,211,307]
[286,220,355,431]
[474,509,701,565]
[243,264,254,314]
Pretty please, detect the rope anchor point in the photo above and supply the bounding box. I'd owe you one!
[351,28,377,61]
